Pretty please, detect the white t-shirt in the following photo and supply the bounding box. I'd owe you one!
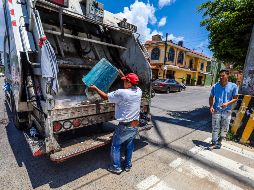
[108,87,142,122]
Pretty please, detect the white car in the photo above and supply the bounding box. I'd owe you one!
[0,73,4,77]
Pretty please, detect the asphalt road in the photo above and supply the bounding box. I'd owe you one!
[0,79,252,190]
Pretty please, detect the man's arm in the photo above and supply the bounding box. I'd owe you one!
[89,85,108,100]
[209,96,214,114]
[221,95,238,109]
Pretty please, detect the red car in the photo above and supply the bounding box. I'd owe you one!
[152,79,186,93]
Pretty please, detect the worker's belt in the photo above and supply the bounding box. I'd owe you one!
[119,120,139,127]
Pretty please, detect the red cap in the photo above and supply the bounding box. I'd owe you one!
[121,73,139,85]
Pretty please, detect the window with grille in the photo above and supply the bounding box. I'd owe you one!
[168,48,175,62]
[151,48,160,60]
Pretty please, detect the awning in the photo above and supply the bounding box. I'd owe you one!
[165,65,196,73]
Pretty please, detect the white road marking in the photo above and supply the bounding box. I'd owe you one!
[204,137,254,160]
[136,175,160,190]
[189,145,254,182]
[149,181,175,190]
[169,157,243,190]
[136,175,175,190]
[169,157,183,168]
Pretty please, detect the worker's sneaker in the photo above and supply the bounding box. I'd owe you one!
[107,166,122,175]
[124,166,131,172]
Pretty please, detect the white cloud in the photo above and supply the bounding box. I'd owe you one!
[116,1,182,42]
[158,17,167,27]
[195,39,209,49]
[168,34,184,42]
[116,0,159,42]
[158,0,176,9]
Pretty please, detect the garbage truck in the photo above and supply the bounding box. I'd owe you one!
[2,0,152,162]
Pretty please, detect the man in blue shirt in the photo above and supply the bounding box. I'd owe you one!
[209,70,238,149]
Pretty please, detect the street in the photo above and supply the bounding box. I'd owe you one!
[0,78,253,190]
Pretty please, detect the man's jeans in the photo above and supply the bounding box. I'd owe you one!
[212,110,232,144]
[110,124,138,170]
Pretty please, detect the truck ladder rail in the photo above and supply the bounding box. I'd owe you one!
[44,30,127,50]
[19,16,40,66]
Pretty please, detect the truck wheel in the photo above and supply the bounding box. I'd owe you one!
[13,111,28,130]
[151,89,156,98]
[11,93,28,130]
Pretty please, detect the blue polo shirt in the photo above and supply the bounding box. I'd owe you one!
[210,82,238,111]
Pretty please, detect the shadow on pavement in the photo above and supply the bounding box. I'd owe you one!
[4,102,148,189]
[151,106,211,133]
[138,106,212,152]
[192,140,211,148]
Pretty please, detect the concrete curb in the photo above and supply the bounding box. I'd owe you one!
[186,149,254,188]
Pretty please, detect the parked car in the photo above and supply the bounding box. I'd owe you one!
[152,79,186,93]
[0,73,4,77]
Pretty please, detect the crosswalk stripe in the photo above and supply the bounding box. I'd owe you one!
[136,175,160,190]
[136,175,175,190]
[204,138,254,160]
[169,157,183,168]
[149,181,175,190]
[189,145,254,182]
[169,157,243,190]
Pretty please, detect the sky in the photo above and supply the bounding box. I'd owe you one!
[0,0,212,57]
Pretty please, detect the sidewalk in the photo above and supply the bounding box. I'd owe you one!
[136,127,254,190]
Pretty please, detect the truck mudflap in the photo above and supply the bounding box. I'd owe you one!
[49,124,153,162]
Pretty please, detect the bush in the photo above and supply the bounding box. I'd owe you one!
[228,75,237,83]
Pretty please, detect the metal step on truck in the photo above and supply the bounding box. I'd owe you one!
[2,0,152,162]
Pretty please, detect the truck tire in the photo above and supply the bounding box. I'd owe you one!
[151,89,156,98]
[11,92,28,130]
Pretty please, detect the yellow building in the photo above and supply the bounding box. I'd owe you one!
[145,34,211,85]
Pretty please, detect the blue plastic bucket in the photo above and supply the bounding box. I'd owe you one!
[82,58,119,92]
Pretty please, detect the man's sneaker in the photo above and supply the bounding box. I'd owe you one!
[107,166,122,175]
[209,143,221,150]
[219,137,226,144]
[124,167,131,172]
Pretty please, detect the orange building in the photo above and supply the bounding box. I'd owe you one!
[145,34,211,85]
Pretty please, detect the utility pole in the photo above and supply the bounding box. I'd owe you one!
[0,51,3,65]
[241,25,254,96]
[163,33,168,79]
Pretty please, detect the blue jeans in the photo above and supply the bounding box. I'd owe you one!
[212,110,232,144]
[110,124,138,170]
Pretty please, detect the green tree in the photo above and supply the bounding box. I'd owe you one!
[198,0,254,69]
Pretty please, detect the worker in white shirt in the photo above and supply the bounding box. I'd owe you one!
[89,73,142,174]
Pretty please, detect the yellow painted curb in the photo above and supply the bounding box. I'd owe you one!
[231,95,252,135]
